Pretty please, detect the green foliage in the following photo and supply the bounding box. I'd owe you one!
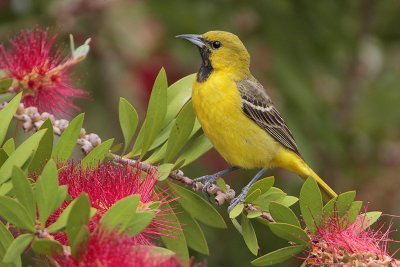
[300,177,323,233]
[52,113,85,161]
[29,119,54,173]
[241,215,259,255]
[269,202,300,227]
[81,138,114,168]
[31,239,63,257]
[2,233,34,265]
[119,97,138,153]
[11,167,35,223]
[251,245,305,266]
[0,93,21,146]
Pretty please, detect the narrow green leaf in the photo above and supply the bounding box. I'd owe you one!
[245,189,261,203]
[0,93,21,146]
[251,245,304,266]
[215,178,227,193]
[248,176,275,196]
[357,211,382,231]
[119,98,138,152]
[229,203,244,219]
[167,181,226,228]
[164,74,195,127]
[0,129,46,184]
[52,113,84,161]
[133,69,168,157]
[29,119,54,173]
[269,202,300,227]
[0,196,35,231]
[11,167,35,223]
[241,215,259,255]
[2,234,34,264]
[66,193,90,249]
[144,141,168,164]
[127,211,155,236]
[269,223,310,245]
[2,138,15,156]
[0,149,8,168]
[280,196,299,207]
[161,202,189,266]
[252,187,286,211]
[300,177,323,233]
[70,225,89,260]
[51,185,68,213]
[0,221,14,259]
[347,201,363,224]
[0,181,12,196]
[100,194,140,232]
[157,163,174,181]
[81,138,114,168]
[336,191,356,216]
[175,206,209,255]
[164,101,196,162]
[31,238,63,256]
[36,160,59,226]
[175,134,212,167]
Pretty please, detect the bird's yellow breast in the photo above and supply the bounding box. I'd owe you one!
[192,72,280,169]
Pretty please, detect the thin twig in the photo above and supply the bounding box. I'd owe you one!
[0,101,275,222]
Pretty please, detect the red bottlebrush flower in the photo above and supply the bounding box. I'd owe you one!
[0,28,88,115]
[305,212,399,266]
[48,162,176,246]
[56,229,183,267]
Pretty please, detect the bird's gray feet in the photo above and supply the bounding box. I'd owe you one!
[193,166,239,198]
[227,188,249,213]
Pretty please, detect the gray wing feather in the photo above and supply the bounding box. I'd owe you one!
[237,78,300,155]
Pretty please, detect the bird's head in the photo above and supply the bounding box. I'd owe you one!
[177,31,250,81]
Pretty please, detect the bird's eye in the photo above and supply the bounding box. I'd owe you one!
[212,41,221,49]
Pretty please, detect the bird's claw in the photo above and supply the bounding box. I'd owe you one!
[193,175,218,199]
[227,189,248,213]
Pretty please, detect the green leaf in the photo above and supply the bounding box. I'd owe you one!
[245,189,261,203]
[119,98,138,152]
[280,196,299,207]
[0,93,21,146]
[0,129,46,184]
[0,181,12,196]
[31,238,63,256]
[0,79,13,93]
[0,149,8,168]
[167,181,226,228]
[70,225,89,260]
[251,245,304,266]
[52,186,68,212]
[100,194,140,232]
[336,191,356,217]
[66,193,90,252]
[0,221,14,260]
[2,234,34,264]
[164,74,195,126]
[247,211,262,219]
[229,203,244,219]
[269,202,300,227]
[357,211,382,231]
[164,101,196,162]
[127,211,155,236]
[215,178,227,193]
[35,160,59,226]
[11,167,35,223]
[135,245,176,262]
[347,201,363,224]
[175,133,212,167]
[160,202,189,266]
[132,69,168,157]
[157,163,174,181]
[2,138,15,156]
[248,176,275,196]
[300,177,323,233]
[175,206,209,255]
[0,196,35,231]
[52,113,84,161]
[81,138,114,168]
[29,119,54,173]
[269,223,310,245]
[241,215,259,255]
[252,187,286,211]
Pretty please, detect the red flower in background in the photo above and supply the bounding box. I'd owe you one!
[48,162,176,246]
[0,28,88,115]
[57,229,182,267]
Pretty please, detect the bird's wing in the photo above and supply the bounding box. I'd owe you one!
[237,78,300,155]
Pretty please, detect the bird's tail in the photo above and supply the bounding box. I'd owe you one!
[272,148,337,201]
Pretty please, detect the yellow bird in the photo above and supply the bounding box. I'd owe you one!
[177,31,337,212]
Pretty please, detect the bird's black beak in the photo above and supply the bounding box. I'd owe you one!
[176,34,205,48]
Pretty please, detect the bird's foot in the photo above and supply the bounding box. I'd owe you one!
[227,188,249,213]
[193,174,220,197]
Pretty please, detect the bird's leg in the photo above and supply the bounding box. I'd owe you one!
[228,168,267,213]
[194,166,239,196]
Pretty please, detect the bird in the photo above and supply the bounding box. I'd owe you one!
[177,31,337,212]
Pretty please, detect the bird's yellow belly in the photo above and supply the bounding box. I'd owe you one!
[192,75,279,169]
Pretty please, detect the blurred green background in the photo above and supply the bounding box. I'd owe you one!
[1,0,400,266]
